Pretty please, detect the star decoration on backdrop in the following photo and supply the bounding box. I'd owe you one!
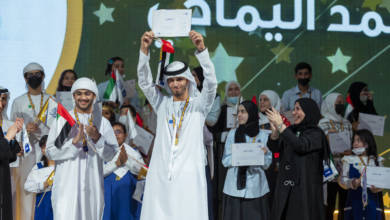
[249,27,262,38]
[270,43,294,64]
[192,7,207,36]
[383,192,390,208]
[380,0,390,13]
[93,3,115,25]
[211,43,244,84]
[327,48,352,74]
[362,0,381,11]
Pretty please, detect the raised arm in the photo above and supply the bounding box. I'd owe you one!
[190,31,217,116]
[137,31,164,111]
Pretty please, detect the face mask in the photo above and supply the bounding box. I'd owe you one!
[227,96,239,105]
[298,78,310,86]
[360,95,368,104]
[335,104,346,116]
[62,86,72,91]
[352,147,366,155]
[27,76,43,89]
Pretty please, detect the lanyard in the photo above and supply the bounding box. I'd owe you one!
[74,109,93,152]
[171,97,190,146]
[27,92,44,116]
[252,136,257,143]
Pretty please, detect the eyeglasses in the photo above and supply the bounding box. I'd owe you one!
[114,130,124,135]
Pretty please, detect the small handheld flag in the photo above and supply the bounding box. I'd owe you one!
[156,39,175,86]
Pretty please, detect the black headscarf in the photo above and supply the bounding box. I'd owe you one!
[193,66,204,91]
[347,82,377,122]
[348,82,367,110]
[235,100,259,190]
[291,98,330,164]
[290,98,321,132]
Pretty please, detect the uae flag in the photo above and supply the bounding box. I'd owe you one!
[103,69,127,105]
[54,103,76,148]
[156,39,175,86]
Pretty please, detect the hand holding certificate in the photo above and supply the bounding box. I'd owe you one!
[328,131,351,154]
[366,166,390,189]
[231,143,265,166]
[358,113,386,136]
[133,125,154,155]
[152,9,192,37]
[226,107,237,128]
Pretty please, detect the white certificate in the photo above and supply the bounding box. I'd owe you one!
[358,113,386,136]
[366,166,390,189]
[124,79,137,99]
[226,107,237,128]
[133,125,154,155]
[328,131,351,154]
[152,9,192,37]
[56,91,73,111]
[232,143,264,166]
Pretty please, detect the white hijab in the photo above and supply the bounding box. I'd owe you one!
[224,81,241,106]
[163,61,199,98]
[0,86,10,120]
[320,92,346,123]
[258,90,281,126]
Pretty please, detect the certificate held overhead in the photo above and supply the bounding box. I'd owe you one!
[152,9,192,37]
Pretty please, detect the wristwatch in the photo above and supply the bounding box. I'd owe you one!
[277,123,283,130]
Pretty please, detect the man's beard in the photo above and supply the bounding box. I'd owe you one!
[171,86,187,98]
[76,100,94,112]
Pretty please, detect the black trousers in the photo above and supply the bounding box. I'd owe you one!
[326,182,347,220]
[222,194,270,220]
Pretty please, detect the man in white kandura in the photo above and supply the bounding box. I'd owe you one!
[46,78,118,220]
[10,62,50,220]
[137,30,217,220]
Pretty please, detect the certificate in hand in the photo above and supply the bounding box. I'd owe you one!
[152,9,192,37]
[226,107,237,128]
[366,166,390,189]
[133,125,154,155]
[358,113,386,136]
[231,143,264,166]
[328,131,351,154]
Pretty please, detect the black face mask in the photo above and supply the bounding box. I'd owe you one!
[298,78,310,86]
[335,104,346,116]
[62,86,72,91]
[27,76,43,89]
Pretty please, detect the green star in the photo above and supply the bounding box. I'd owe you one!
[380,0,390,13]
[211,43,244,84]
[270,43,294,64]
[93,3,115,25]
[327,48,352,74]
[362,0,381,11]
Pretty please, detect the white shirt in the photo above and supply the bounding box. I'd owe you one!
[103,143,145,178]
[46,113,118,220]
[24,163,55,193]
